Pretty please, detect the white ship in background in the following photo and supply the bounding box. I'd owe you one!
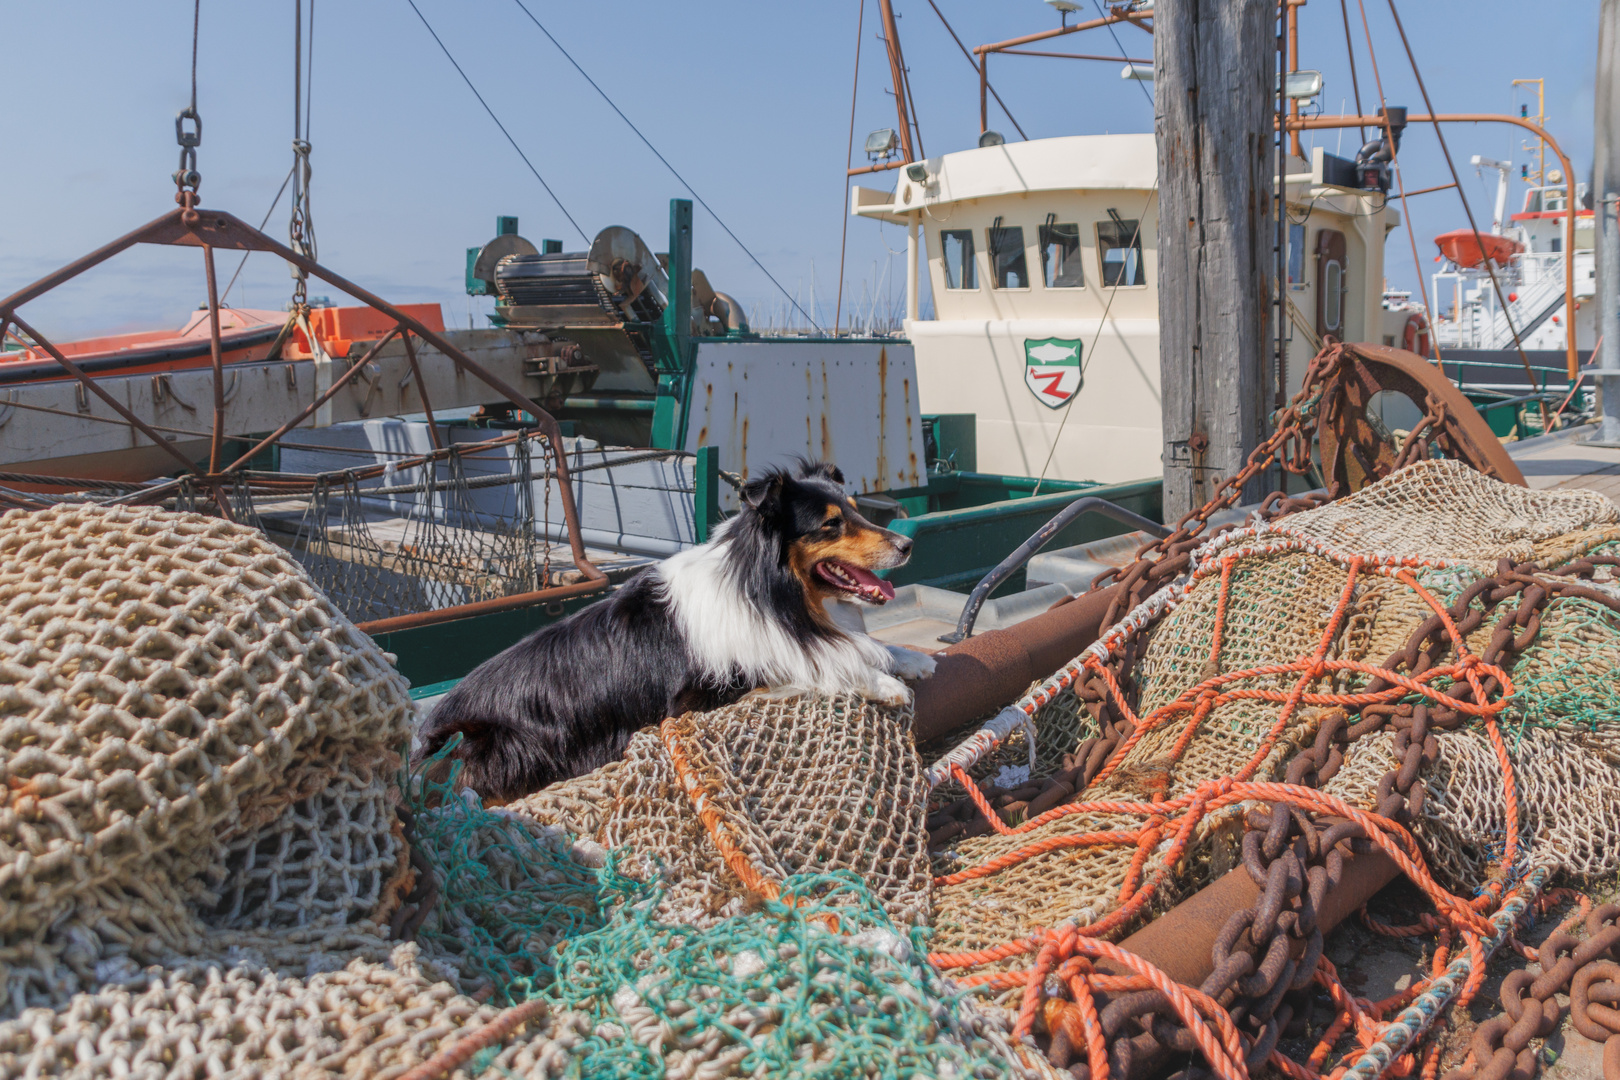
[1426,77,1597,394]
[1431,169,1596,356]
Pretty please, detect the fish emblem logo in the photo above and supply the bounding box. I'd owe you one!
[1023,337,1083,408]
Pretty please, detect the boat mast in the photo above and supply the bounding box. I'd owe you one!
[1512,78,1547,186]
[877,0,920,164]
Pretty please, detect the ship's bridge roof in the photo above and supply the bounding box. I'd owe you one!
[852,133,1156,224]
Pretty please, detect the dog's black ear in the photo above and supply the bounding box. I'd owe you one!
[743,472,785,515]
[799,460,846,486]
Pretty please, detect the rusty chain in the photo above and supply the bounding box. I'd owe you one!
[927,337,1620,1076]
[1031,556,1620,1078]
[173,0,203,221]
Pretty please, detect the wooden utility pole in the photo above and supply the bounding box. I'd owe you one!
[1156,0,1276,518]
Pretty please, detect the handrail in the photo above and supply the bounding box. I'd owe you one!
[938,496,1169,644]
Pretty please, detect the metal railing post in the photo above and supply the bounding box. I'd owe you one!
[1592,192,1620,445]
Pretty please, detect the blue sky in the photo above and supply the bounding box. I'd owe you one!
[0,1,1600,340]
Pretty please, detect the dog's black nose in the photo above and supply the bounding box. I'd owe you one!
[892,534,913,556]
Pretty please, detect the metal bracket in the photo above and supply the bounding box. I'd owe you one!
[151,372,199,412]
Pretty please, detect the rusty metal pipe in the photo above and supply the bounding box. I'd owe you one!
[998,48,1153,63]
[201,244,228,473]
[1286,0,1303,158]
[974,10,1142,55]
[1109,849,1399,987]
[524,409,607,586]
[1098,848,1401,1080]
[913,583,1123,743]
[846,160,909,177]
[356,576,609,636]
[979,52,989,134]
[877,0,916,163]
[1398,181,1459,199]
[401,331,443,452]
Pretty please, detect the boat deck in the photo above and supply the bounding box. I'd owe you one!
[1507,423,1620,501]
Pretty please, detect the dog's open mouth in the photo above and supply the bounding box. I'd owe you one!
[814,559,896,603]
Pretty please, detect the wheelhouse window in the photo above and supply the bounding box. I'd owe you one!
[1096,216,1145,287]
[1040,223,1084,288]
[941,229,976,290]
[1287,222,1306,285]
[988,225,1028,288]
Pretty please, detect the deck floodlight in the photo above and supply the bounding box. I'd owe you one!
[865,128,899,161]
[1046,0,1082,11]
[1121,63,1154,82]
[905,162,928,183]
[978,130,1006,148]
[1282,70,1324,101]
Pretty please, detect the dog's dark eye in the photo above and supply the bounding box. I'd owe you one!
[822,517,842,531]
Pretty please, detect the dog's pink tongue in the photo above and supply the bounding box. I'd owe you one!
[844,563,896,601]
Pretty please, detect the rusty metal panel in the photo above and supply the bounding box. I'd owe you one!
[682,339,925,507]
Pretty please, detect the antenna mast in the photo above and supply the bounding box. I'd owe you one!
[877,0,920,162]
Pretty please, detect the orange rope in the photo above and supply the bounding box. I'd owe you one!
[929,776,1493,972]
[660,718,840,931]
[950,762,1015,835]
[661,718,783,904]
[1064,960,1112,1080]
[928,534,1543,1080]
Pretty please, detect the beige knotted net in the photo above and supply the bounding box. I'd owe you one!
[0,504,1014,1079]
[0,506,607,1079]
[926,459,1620,966]
[11,459,1620,1078]
[509,695,933,929]
[0,503,414,1013]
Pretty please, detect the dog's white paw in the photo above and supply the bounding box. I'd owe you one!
[886,645,938,682]
[867,673,913,706]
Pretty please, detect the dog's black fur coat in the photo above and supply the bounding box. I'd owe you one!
[413,460,899,802]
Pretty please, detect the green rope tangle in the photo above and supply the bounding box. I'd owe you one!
[401,737,606,1002]
[401,741,1013,1078]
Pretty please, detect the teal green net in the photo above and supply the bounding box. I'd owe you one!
[545,861,1013,1079]
[1502,593,1620,747]
[402,739,607,1002]
[403,742,1016,1078]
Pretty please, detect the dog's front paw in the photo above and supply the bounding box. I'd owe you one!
[867,673,913,707]
[887,645,938,682]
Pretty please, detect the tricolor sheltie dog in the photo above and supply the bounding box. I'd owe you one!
[414,460,935,801]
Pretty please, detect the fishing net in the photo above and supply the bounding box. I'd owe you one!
[0,503,414,1013]
[540,863,1020,1080]
[0,503,1019,1079]
[202,431,563,625]
[16,455,1620,1080]
[508,695,934,931]
[925,459,1620,968]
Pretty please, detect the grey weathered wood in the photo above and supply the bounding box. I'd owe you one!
[1156,0,1276,518]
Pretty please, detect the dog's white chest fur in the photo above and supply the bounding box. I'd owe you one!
[654,528,933,704]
